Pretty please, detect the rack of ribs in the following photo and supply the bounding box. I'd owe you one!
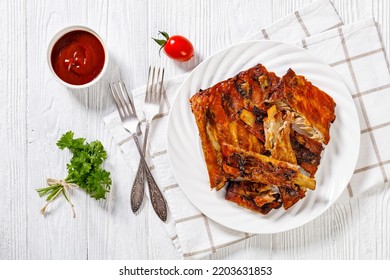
[190,64,336,214]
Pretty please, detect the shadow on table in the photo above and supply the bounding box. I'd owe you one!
[173,51,203,72]
[65,55,123,115]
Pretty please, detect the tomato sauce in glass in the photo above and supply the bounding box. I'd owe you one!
[51,30,105,85]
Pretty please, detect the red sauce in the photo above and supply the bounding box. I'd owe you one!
[51,30,105,85]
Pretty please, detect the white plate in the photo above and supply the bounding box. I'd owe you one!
[167,40,360,234]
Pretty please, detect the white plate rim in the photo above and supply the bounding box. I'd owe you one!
[166,40,360,234]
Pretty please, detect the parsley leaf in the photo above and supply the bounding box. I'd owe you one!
[36,131,112,217]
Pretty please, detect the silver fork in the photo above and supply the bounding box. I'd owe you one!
[109,81,167,222]
[131,66,165,214]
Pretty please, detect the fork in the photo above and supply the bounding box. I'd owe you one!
[109,81,167,222]
[131,66,165,214]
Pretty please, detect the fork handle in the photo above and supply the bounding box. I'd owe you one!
[130,123,150,213]
[130,159,145,213]
[132,133,168,222]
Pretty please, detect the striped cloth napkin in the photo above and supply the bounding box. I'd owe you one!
[104,0,390,259]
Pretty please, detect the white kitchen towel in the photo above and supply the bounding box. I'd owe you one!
[104,0,390,259]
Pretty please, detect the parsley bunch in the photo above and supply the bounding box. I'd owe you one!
[37,131,112,217]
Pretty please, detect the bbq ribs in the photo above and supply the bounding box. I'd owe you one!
[190,64,336,214]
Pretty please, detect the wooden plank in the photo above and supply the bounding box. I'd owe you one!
[373,0,390,58]
[85,0,156,260]
[372,0,390,259]
[0,0,389,260]
[25,0,92,259]
[0,0,28,260]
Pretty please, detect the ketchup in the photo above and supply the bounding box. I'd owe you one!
[51,30,105,85]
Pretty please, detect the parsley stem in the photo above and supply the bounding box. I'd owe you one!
[40,186,63,215]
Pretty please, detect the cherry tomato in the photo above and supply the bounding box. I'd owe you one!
[153,31,194,62]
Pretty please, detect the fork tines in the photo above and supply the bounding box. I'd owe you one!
[146,66,165,104]
[109,81,137,119]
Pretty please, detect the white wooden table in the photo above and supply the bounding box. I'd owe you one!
[1,0,389,260]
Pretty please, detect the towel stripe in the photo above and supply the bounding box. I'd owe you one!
[352,83,390,99]
[261,29,270,39]
[338,28,388,183]
[295,11,311,36]
[329,48,383,67]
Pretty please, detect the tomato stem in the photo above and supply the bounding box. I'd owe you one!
[152,31,171,56]
[159,31,170,40]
